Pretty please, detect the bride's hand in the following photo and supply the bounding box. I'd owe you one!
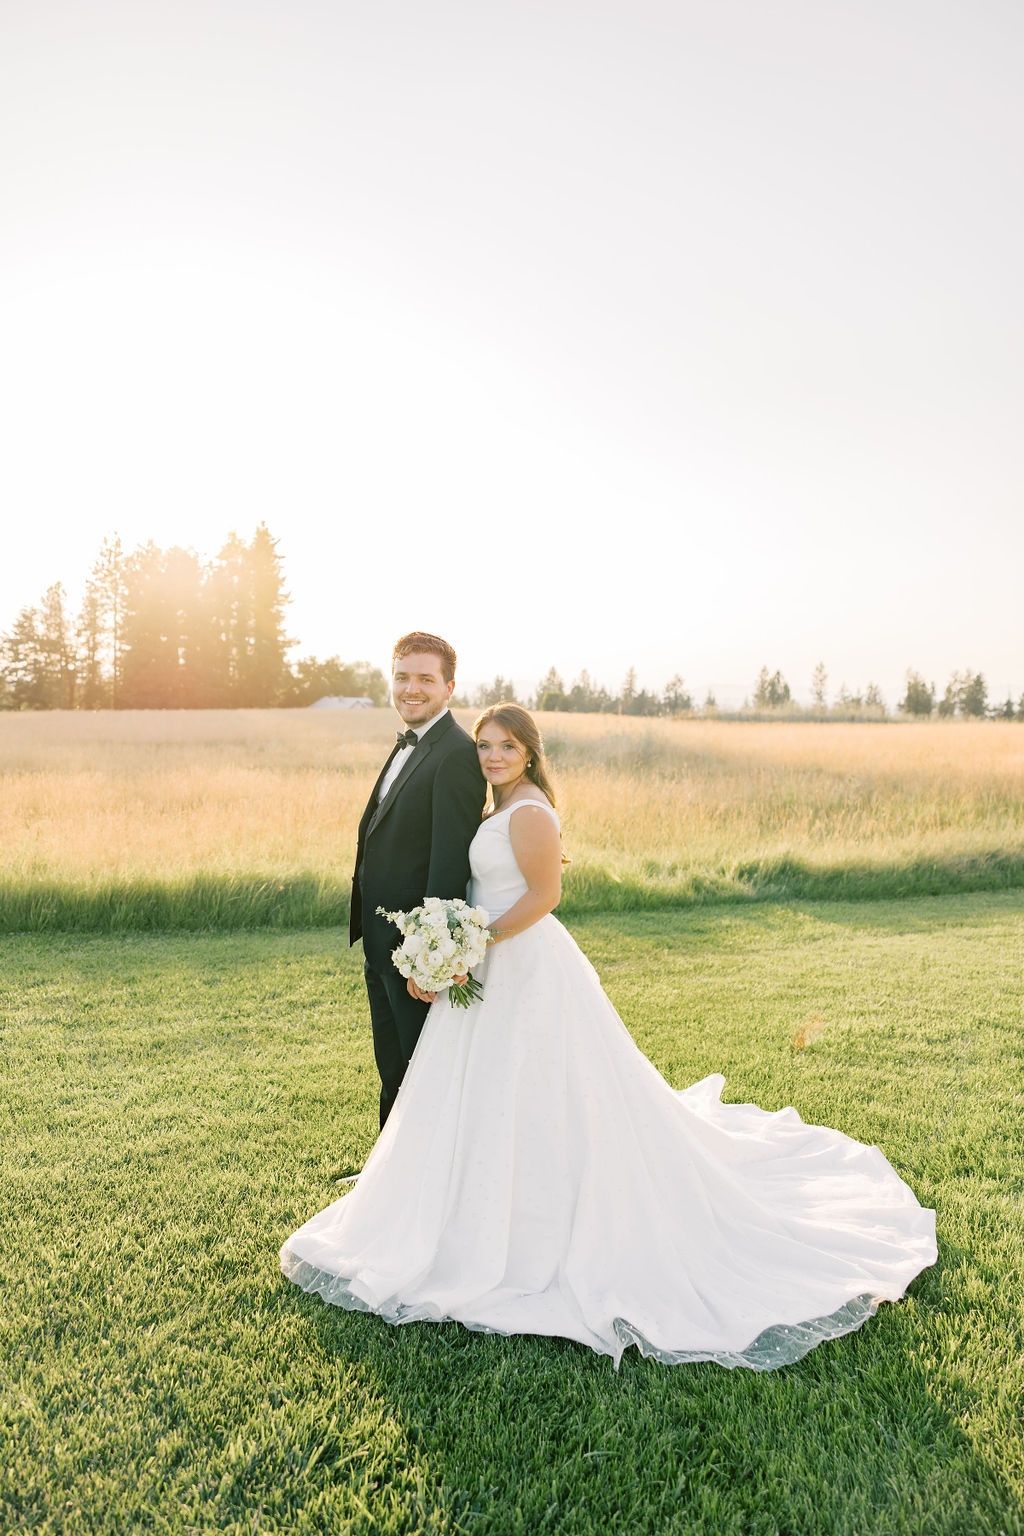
[452,973,468,987]
[407,978,437,1003]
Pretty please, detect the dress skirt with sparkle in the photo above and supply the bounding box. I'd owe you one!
[280,802,936,1369]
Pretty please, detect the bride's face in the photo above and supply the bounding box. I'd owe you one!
[476,722,529,791]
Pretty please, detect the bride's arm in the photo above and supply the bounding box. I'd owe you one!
[487,806,562,945]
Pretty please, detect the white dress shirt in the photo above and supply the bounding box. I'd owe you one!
[377,707,450,803]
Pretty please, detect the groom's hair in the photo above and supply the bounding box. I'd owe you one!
[392,632,457,684]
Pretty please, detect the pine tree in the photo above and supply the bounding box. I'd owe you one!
[75,582,106,709]
[662,675,693,715]
[753,668,790,709]
[810,662,828,710]
[473,676,518,707]
[534,668,566,711]
[899,670,934,717]
[121,542,171,708]
[0,606,46,708]
[959,672,987,718]
[937,672,962,718]
[90,535,128,707]
[239,524,292,707]
[37,583,76,708]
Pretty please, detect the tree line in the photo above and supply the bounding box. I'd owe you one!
[0,528,388,711]
[467,663,1024,720]
[2,534,1018,718]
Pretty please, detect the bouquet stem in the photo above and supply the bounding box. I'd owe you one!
[448,975,484,1009]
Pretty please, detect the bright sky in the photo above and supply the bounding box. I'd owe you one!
[2,0,1022,707]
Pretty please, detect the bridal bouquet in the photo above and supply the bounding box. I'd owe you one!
[376,896,491,1008]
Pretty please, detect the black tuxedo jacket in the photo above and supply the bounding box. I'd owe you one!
[350,712,487,970]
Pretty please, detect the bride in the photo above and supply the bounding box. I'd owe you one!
[280,705,936,1369]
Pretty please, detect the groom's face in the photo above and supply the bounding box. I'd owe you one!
[392,652,454,727]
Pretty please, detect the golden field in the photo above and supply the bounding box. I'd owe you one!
[1,709,1022,927]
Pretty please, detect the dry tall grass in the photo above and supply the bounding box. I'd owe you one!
[546,715,1024,904]
[1,710,1021,928]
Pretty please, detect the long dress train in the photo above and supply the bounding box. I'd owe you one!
[281,800,936,1369]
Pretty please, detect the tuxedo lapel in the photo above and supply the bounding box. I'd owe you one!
[366,713,453,837]
[358,741,404,842]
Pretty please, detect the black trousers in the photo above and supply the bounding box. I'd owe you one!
[364,956,430,1129]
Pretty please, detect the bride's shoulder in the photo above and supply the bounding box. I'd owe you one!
[506,794,559,819]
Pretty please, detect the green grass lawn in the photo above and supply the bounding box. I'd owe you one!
[3,894,1023,1535]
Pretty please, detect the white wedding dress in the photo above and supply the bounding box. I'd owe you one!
[281,800,937,1369]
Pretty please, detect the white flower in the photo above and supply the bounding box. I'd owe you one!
[377,897,491,1004]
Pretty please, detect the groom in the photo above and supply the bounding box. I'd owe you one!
[350,631,486,1128]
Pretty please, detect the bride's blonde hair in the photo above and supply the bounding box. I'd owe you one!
[472,703,558,808]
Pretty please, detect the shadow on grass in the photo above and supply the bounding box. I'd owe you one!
[285,1248,1015,1536]
[3,849,1024,934]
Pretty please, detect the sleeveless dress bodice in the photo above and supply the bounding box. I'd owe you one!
[468,799,559,922]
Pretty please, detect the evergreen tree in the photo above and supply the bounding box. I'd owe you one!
[753,668,790,709]
[619,667,638,713]
[535,667,566,711]
[120,543,180,709]
[995,695,1016,720]
[123,543,210,709]
[164,545,206,706]
[565,670,613,713]
[1,523,294,711]
[0,589,74,708]
[473,676,518,707]
[75,582,106,710]
[196,546,237,706]
[959,672,987,718]
[899,670,934,716]
[937,672,962,718]
[662,675,694,715]
[238,523,292,706]
[38,582,76,708]
[0,605,47,708]
[810,662,828,710]
[90,534,128,707]
[214,530,249,704]
[864,682,886,714]
[630,688,660,716]
[565,670,590,713]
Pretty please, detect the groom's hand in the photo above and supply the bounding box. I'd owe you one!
[407,978,437,1003]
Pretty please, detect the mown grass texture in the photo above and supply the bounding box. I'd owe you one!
[3,893,1023,1534]
[1,710,1023,931]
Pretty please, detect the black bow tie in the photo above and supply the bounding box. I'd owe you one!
[396,728,418,748]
